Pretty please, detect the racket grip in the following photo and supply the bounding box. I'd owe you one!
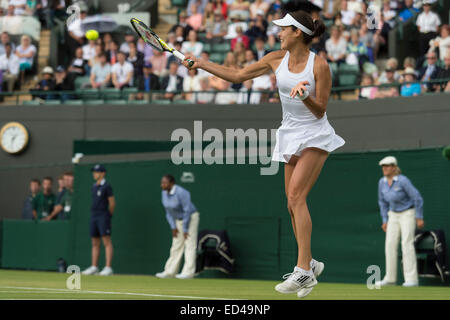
[173,50,195,67]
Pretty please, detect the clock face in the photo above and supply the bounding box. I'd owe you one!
[0,122,29,154]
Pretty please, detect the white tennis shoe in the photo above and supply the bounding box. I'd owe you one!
[81,266,99,275]
[99,266,113,276]
[296,259,324,298]
[275,267,317,295]
[155,272,174,278]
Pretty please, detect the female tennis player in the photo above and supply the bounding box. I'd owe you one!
[183,10,345,298]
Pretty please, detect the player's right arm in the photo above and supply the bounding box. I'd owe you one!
[183,50,285,84]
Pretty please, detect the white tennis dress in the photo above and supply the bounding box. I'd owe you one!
[272,50,345,163]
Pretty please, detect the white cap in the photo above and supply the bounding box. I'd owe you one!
[272,13,314,36]
[379,156,398,166]
[42,66,54,74]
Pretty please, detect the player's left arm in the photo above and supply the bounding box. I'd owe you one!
[291,55,331,119]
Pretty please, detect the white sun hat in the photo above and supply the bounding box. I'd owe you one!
[272,13,314,36]
[379,156,398,166]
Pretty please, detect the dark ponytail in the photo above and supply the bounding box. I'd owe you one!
[289,10,327,45]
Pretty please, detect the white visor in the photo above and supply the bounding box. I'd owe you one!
[272,13,314,36]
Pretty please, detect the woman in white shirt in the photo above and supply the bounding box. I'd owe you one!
[183,68,201,101]
[181,30,203,58]
[428,24,450,60]
[15,34,36,82]
[325,26,347,64]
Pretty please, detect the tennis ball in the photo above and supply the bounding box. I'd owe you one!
[85,29,99,41]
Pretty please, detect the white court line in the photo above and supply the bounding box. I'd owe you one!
[0,286,241,300]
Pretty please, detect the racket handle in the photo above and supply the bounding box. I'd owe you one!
[173,50,195,68]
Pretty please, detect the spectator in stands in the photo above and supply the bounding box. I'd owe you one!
[174,25,185,44]
[346,29,369,69]
[102,33,113,50]
[237,79,254,104]
[251,71,271,104]
[254,37,269,61]
[398,0,420,23]
[166,42,187,78]
[244,49,256,67]
[161,61,183,100]
[88,44,104,68]
[0,42,19,92]
[358,74,378,99]
[137,37,153,63]
[375,67,400,98]
[112,51,134,89]
[223,52,242,91]
[170,11,193,41]
[43,172,74,220]
[186,3,203,31]
[10,0,26,15]
[340,0,356,27]
[434,51,450,92]
[182,30,203,58]
[68,47,87,77]
[233,41,247,67]
[211,0,228,19]
[428,24,449,60]
[0,32,16,56]
[200,2,215,33]
[359,24,376,63]
[382,0,397,29]
[268,0,281,15]
[16,34,36,84]
[35,0,55,29]
[67,6,87,56]
[56,173,65,204]
[54,65,75,102]
[267,73,280,103]
[400,67,421,96]
[119,32,136,54]
[22,178,40,220]
[403,56,417,75]
[249,0,268,20]
[416,0,441,56]
[126,41,144,80]
[82,39,98,65]
[149,49,168,77]
[265,34,278,52]
[225,14,249,40]
[322,0,342,21]
[230,26,250,50]
[196,76,215,103]
[378,58,401,83]
[32,176,55,220]
[205,9,228,40]
[246,10,268,42]
[183,68,201,102]
[88,52,111,89]
[266,12,281,37]
[418,50,442,92]
[209,75,236,104]
[106,41,119,65]
[229,0,250,21]
[33,66,55,100]
[326,26,346,65]
[136,62,160,101]
[197,51,212,78]
[187,0,207,15]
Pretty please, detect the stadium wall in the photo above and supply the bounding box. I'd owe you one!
[0,93,449,220]
[1,147,449,285]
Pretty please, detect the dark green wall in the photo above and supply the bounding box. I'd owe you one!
[2,148,449,285]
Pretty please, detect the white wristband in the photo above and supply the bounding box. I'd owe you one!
[298,89,309,101]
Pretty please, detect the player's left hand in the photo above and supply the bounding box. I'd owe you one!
[416,218,425,229]
[290,81,310,99]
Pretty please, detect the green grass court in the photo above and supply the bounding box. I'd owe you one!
[0,270,449,300]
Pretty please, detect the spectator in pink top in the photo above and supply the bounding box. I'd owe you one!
[186,3,203,31]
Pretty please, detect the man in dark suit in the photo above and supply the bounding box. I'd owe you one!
[254,37,270,60]
[161,61,183,100]
[418,51,443,92]
[135,62,160,100]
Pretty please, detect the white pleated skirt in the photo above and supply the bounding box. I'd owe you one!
[271,118,345,163]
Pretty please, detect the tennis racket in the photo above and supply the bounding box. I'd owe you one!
[130,18,194,68]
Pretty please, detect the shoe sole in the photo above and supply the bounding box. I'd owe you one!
[275,278,318,294]
[297,287,314,298]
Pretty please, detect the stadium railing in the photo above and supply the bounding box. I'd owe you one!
[0,78,449,106]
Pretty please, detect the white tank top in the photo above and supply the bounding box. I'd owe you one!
[275,50,327,128]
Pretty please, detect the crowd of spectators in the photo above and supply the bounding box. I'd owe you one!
[22,172,74,221]
[1,0,449,102]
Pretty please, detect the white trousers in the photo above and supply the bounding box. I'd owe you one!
[164,212,199,276]
[384,208,418,283]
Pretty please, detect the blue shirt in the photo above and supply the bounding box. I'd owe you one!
[378,175,424,223]
[91,179,114,216]
[399,7,419,22]
[161,185,197,233]
[401,83,421,96]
